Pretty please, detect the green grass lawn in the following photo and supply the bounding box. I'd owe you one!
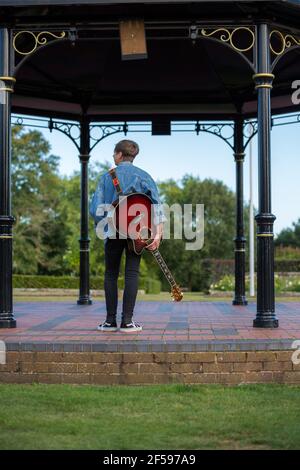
[0,383,300,450]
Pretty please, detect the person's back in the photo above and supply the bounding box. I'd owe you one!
[89,139,165,333]
[97,161,163,208]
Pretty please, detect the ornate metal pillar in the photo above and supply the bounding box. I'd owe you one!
[232,118,247,306]
[77,116,92,305]
[252,23,278,327]
[0,28,16,328]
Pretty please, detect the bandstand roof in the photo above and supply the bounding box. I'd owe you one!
[1,0,300,122]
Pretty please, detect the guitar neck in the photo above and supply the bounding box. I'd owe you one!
[151,249,177,288]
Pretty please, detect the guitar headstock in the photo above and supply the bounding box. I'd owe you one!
[171,285,183,302]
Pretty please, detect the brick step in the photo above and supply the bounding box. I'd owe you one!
[1,351,300,385]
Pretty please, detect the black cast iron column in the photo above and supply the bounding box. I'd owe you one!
[252,23,278,328]
[77,116,92,305]
[0,28,16,328]
[232,118,247,306]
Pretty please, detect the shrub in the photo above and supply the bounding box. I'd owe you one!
[211,273,300,293]
[275,246,300,260]
[141,278,161,294]
[210,274,235,292]
[274,260,300,272]
[12,274,161,293]
[12,274,121,290]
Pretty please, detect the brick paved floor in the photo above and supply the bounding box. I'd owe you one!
[1,301,300,352]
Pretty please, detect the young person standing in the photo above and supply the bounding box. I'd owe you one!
[90,140,165,332]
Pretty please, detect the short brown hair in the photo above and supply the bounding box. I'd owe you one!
[114,139,139,161]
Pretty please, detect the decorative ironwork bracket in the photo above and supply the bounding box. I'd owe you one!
[12,30,66,57]
[189,25,256,70]
[10,116,129,153]
[270,29,300,71]
[89,123,128,152]
[243,120,258,151]
[11,113,300,155]
[195,121,235,151]
[48,118,81,151]
[47,120,128,153]
[194,121,257,152]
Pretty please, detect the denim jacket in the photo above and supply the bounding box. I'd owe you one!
[89,161,166,239]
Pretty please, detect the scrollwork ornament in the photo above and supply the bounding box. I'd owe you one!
[48,119,81,151]
[270,30,300,57]
[200,27,255,53]
[195,121,235,150]
[89,124,125,151]
[13,31,66,56]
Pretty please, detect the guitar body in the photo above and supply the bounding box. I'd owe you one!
[111,191,183,302]
[112,193,155,255]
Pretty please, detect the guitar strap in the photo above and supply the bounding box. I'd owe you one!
[108,167,123,196]
[108,167,154,248]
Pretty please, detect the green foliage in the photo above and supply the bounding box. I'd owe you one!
[211,273,300,293]
[274,260,300,272]
[157,176,242,291]
[11,123,300,291]
[13,274,109,289]
[10,126,163,285]
[12,125,71,275]
[273,274,300,293]
[142,278,161,294]
[60,162,107,277]
[208,259,235,282]
[12,274,161,293]
[201,259,214,294]
[275,245,300,260]
[275,218,300,248]
[211,274,235,292]
[16,126,297,292]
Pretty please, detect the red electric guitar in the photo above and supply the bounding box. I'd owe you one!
[108,168,183,302]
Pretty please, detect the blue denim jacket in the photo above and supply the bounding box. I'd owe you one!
[89,161,166,239]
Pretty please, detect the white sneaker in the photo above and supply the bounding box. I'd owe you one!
[97,321,118,332]
[119,321,143,332]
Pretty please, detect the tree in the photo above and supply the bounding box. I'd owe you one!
[12,125,70,274]
[275,218,300,248]
[157,175,245,291]
[61,160,109,277]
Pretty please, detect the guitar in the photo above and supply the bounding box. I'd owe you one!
[110,192,183,302]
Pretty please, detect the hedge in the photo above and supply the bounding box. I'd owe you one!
[274,260,300,272]
[202,259,300,284]
[12,275,161,294]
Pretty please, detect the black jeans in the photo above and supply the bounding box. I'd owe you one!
[104,238,141,323]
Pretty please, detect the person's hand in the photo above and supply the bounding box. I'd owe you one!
[146,233,162,251]
[146,223,163,251]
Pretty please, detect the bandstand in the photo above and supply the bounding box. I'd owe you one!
[1,0,300,333]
